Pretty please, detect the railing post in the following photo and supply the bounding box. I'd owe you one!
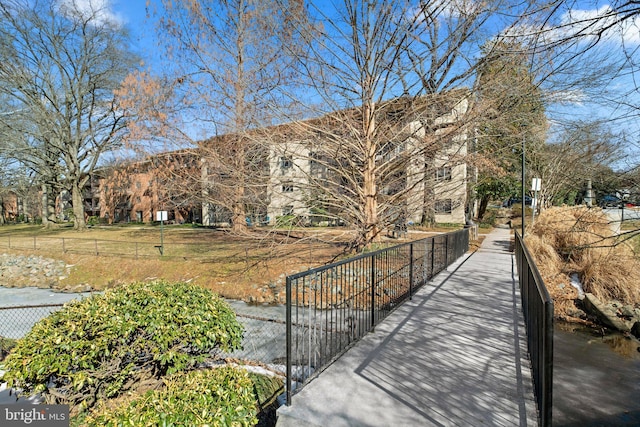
[371,255,376,329]
[445,234,449,267]
[542,300,553,426]
[286,276,292,406]
[409,243,414,300]
[430,237,435,278]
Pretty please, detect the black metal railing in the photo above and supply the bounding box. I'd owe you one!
[515,231,553,427]
[285,229,470,405]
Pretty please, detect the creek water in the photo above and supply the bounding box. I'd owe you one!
[554,322,640,426]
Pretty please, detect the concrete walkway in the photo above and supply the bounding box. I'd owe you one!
[276,227,538,427]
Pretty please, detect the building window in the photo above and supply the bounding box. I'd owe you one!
[282,205,294,216]
[135,181,141,189]
[434,199,453,214]
[136,211,143,222]
[282,182,294,192]
[135,196,141,203]
[280,156,292,169]
[435,166,452,182]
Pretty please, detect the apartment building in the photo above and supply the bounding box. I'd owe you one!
[84,150,202,224]
[89,92,471,228]
[266,93,470,227]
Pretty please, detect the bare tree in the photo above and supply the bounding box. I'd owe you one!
[272,0,540,249]
[140,0,311,233]
[531,120,624,207]
[0,0,137,229]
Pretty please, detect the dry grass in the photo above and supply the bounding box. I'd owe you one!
[0,224,450,303]
[526,206,640,319]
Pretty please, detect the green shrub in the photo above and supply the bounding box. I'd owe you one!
[0,336,17,361]
[87,216,99,226]
[85,367,259,427]
[275,215,305,227]
[2,281,244,411]
[479,208,498,228]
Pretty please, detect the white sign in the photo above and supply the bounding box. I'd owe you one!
[156,211,168,221]
[531,178,541,192]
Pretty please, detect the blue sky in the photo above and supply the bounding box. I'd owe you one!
[67,0,640,163]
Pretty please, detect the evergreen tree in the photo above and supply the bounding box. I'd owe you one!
[474,40,547,218]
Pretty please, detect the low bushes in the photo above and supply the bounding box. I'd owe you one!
[0,336,17,361]
[2,281,244,412]
[85,367,260,427]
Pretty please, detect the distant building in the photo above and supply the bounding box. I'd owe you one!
[91,93,471,228]
[84,150,202,224]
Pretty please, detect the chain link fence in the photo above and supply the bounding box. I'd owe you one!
[0,302,286,365]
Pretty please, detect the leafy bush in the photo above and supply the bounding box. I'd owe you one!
[0,336,17,361]
[2,281,244,411]
[479,208,498,228]
[87,216,99,226]
[85,367,259,427]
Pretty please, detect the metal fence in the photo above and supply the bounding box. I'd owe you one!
[0,302,287,367]
[514,231,553,427]
[284,229,470,405]
[0,234,226,260]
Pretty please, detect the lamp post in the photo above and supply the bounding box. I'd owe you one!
[521,133,526,238]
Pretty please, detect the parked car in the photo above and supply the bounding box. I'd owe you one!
[502,196,532,207]
[599,194,621,208]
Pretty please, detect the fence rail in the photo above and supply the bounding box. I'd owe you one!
[285,229,470,405]
[0,234,235,260]
[515,231,553,427]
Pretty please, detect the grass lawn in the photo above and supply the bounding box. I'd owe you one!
[0,223,446,303]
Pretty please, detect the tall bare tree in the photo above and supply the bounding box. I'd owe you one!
[0,0,136,229]
[143,0,310,233]
[275,0,540,249]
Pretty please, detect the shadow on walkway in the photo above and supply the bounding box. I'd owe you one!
[277,228,537,427]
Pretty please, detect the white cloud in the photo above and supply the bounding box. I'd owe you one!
[560,4,640,45]
[544,89,586,105]
[57,0,124,27]
[412,0,482,23]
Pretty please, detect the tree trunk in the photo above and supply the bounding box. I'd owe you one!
[421,180,435,226]
[71,182,87,230]
[231,183,246,233]
[22,198,28,222]
[361,100,378,249]
[41,183,50,228]
[421,155,436,226]
[478,195,490,220]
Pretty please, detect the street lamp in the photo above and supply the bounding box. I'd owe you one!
[521,133,525,237]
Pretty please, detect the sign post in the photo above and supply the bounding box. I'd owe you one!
[156,211,168,255]
[531,178,541,225]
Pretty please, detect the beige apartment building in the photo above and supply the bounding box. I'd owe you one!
[87,93,471,228]
[265,94,470,227]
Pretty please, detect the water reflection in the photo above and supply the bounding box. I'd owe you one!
[554,322,640,426]
[556,321,640,359]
